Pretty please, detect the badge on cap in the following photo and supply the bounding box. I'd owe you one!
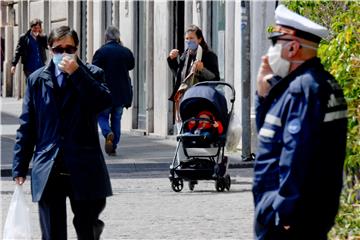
[287,118,301,134]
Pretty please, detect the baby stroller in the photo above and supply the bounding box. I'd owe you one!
[169,81,235,192]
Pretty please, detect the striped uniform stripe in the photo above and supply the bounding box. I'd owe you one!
[265,114,282,127]
[324,110,347,122]
[259,128,275,138]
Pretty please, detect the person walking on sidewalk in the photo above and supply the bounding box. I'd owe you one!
[252,5,347,240]
[11,18,48,79]
[12,26,113,240]
[93,26,135,156]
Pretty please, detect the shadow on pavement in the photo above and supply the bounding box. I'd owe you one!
[1,112,20,125]
[1,133,254,178]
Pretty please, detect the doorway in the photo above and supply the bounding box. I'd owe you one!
[170,1,184,134]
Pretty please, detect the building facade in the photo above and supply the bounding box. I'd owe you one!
[1,0,277,153]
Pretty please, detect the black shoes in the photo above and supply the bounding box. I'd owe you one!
[108,149,116,156]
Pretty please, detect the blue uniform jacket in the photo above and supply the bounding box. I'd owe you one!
[253,58,347,238]
[12,60,113,202]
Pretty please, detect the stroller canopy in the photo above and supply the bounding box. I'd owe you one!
[180,85,228,127]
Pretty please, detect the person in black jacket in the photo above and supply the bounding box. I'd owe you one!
[167,24,220,132]
[13,26,112,240]
[11,18,47,79]
[93,26,135,156]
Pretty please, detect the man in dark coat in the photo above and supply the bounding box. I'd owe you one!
[92,26,135,156]
[253,5,347,240]
[12,26,113,240]
[11,18,47,78]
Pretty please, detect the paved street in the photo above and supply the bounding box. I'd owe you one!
[1,97,255,239]
[1,169,254,239]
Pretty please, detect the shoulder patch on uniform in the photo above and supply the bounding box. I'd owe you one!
[287,118,301,134]
[289,74,318,95]
[288,78,302,94]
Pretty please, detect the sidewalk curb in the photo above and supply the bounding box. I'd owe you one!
[1,161,254,177]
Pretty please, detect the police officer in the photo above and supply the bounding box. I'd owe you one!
[253,5,347,240]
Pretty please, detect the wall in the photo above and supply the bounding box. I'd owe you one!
[152,2,172,136]
[1,0,277,145]
[118,0,136,131]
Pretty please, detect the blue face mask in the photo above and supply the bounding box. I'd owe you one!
[52,54,63,66]
[185,40,198,51]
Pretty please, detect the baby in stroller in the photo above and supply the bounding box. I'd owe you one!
[185,110,224,136]
[169,81,235,192]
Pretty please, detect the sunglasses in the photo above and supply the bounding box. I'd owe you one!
[52,46,77,54]
[270,38,295,46]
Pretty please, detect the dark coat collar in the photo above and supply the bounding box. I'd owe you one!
[39,61,56,88]
[38,60,79,110]
[105,40,120,46]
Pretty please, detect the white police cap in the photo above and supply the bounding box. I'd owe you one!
[270,5,329,43]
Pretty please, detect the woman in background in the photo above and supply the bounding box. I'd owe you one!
[167,24,220,133]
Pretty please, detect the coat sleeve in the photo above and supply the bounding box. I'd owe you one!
[167,56,179,77]
[92,50,104,70]
[255,75,287,132]
[255,93,266,132]
[12,35,25,66]
[70,63,112,113]
[127,49,135,71]
[12,78,36,178]
[271,82,324,226]
[201,51,220,81]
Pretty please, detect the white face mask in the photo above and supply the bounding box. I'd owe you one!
[268,41,313,78]
[267,43,290,78]
[52,53,76,71]
[52,54,63,66]
[64,53,76,61]
[32,31,40,37]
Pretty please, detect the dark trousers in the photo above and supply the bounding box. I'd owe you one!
[39,171,106,240]
[98,106,124,150]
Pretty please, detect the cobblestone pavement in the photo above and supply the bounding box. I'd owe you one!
[1,168,254,240]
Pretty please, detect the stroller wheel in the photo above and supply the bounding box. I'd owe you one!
[225,174,231,191]
[171,178,184,192]
[215,178,225,192]
[188,180,197,191]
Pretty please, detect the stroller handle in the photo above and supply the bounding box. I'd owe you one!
[193,81,236,103]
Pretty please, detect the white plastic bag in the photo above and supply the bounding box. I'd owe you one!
[226,112,242,152]
[3,185,32,240]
